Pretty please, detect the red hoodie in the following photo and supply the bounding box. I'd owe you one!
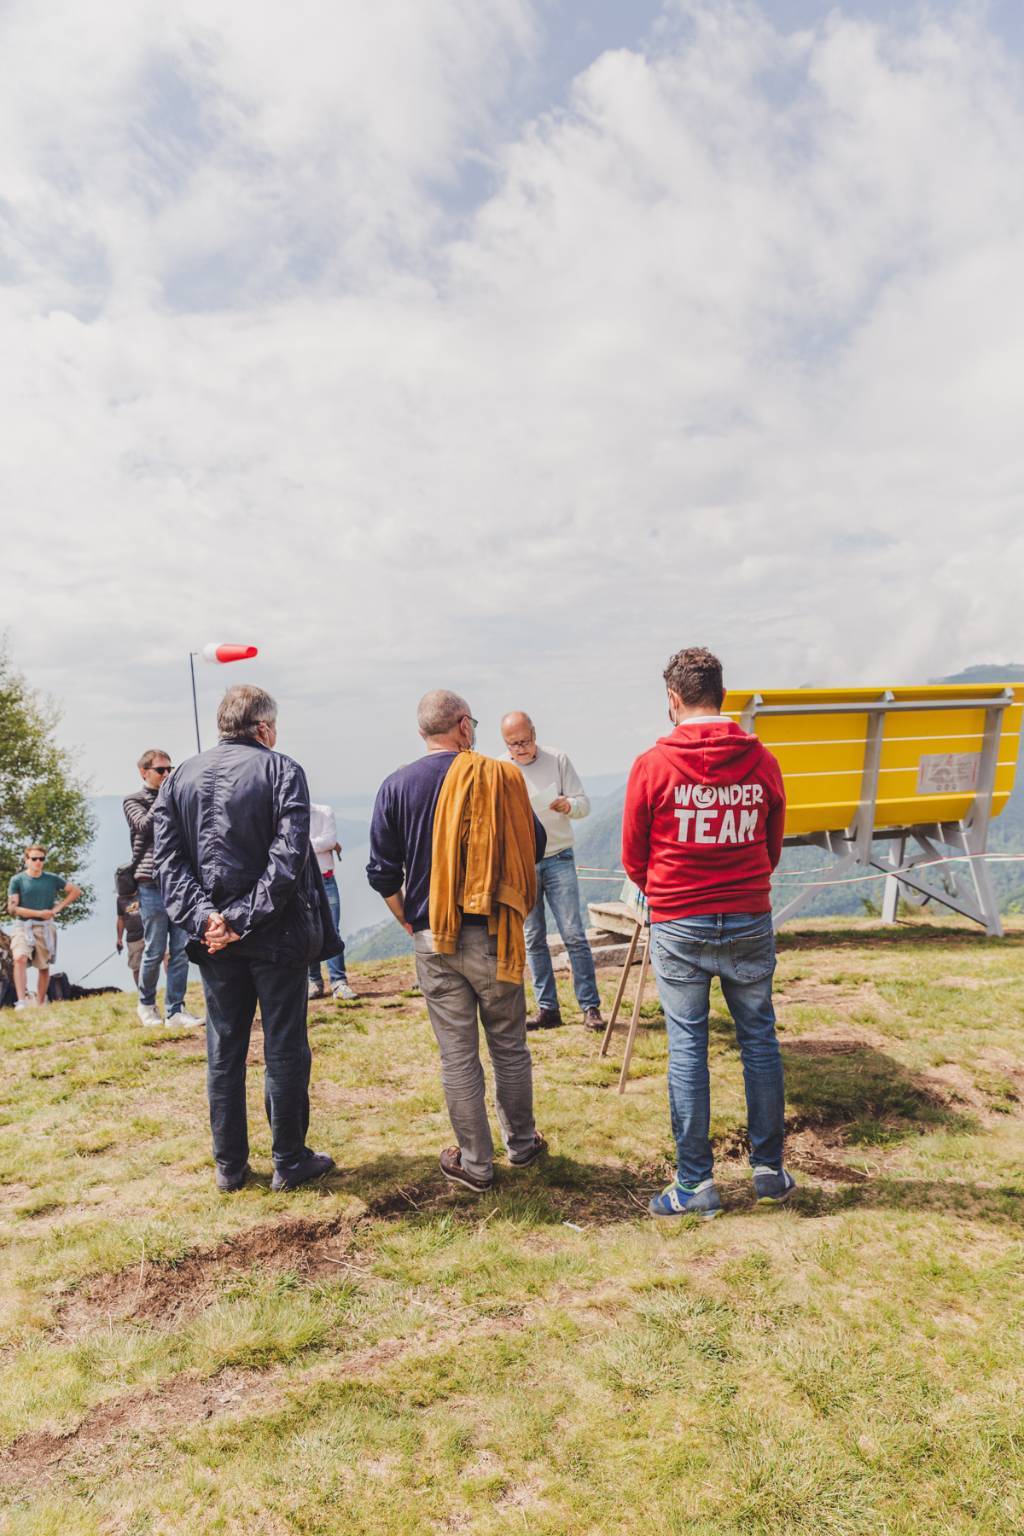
[621,718,786,921]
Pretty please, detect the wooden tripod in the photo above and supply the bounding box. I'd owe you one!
[598,917,651,1094]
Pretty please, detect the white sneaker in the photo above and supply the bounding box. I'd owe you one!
[166,1008,204,1028]
[14,998,28,1011]
[137,1002,163,1026]
[331,980,357,1001]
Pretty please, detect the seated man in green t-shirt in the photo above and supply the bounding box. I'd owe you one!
[6,845,81,1008]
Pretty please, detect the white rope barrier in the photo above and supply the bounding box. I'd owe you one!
[573,852,1024,892]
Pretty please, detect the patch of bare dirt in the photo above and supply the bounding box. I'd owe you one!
[365,1180,442,1218]
[776,981,860,1008]
[0,1334,424,1495]
[327,968,417,1002]
[781,1034,867,1057]
[936,974,1016,991]
[783,1126,869,1184]
[0,1181,33,1209]
[60,1214,358,1334]
[142,1032,206,1054]
[921,1062,989,1110]
[0,1365,268,1489]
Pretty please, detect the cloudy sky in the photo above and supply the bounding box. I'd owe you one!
[3,0,1024,798]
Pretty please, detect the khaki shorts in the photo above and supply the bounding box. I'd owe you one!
[126,937,144,982]
[10,924,55,969]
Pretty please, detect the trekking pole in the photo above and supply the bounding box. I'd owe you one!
[79,950,119,981]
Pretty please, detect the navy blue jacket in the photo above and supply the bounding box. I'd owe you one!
[367,751,547,931]
[153,736,341,967]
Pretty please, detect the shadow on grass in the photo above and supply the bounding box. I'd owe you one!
[789,1176,1024,1227]
[776,922,1024,952]
[331,1151,662,1227]
[781,1037,977,1147]
[330,1143,1024,1236]
[706,1029,976,1148]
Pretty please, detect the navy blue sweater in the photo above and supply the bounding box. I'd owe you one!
[366,751,547,932]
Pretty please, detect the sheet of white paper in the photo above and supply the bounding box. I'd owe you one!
[528,782,560,814]
[528,786,568,835]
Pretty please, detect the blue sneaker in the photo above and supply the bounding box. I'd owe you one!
[648,1178,722,1220]
[752,1166,797,1204]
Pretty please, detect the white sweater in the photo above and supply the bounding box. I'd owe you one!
[513,745,590,857]
[310,803,338,875]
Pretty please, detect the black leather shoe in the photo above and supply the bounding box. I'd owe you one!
[582,1008,605,1031]
[526,1009,563,1031]
[216,1162,251,1193]
[271,1150,335,1191]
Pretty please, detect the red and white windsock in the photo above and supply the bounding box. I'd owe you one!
[202,643,258,664]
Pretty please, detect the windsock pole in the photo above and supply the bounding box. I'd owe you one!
[189,652,201,752]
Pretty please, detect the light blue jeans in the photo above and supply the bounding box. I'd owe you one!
[137,880,190,1015]
[308,873,348,987]
[650,912,785,1187]
[524,849,600,1013]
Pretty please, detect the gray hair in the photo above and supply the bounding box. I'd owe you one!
[217,684,278,740]
[417,689,470,738]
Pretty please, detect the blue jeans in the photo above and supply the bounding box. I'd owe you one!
[308,874,347,987]
[650,912,785,1186]
[524,849,600,1013]
[137,880,189,1014]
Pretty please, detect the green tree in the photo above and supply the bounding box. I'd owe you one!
[0,642,95,923]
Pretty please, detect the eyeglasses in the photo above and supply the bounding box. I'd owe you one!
[505,737,534,749]
[150,765,173,775]
[27,855,45,862]
[462,716,478,730]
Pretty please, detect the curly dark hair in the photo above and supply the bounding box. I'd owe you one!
[662,647,724,709]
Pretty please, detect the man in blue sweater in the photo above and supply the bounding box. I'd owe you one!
[367,689,548,1193]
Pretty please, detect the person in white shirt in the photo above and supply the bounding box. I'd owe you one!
[308,803,357,1001]
[501,712,604,1031]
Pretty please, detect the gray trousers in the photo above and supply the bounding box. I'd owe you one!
[414,926,537,1180]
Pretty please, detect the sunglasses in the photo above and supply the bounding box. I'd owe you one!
[150,765,173,775]
[27,855,45,862]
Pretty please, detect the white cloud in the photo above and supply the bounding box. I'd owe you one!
[1,1,1023,796]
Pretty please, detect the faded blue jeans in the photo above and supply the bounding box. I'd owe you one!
[650,912,785,1187]
[524,849,600,1013]
[137,879,189,1015]
[308,873,348,988]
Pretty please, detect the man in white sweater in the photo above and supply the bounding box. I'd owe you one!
[501,712,604,1031]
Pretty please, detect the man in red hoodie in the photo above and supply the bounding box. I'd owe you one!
[622,647,795,1218]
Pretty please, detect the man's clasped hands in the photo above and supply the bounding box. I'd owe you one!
[203,913,240,954]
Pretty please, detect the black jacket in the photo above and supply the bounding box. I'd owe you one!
[123,785,159,883]
[152,737,341,968]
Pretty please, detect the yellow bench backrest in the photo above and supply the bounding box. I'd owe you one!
[721,685,1024,840]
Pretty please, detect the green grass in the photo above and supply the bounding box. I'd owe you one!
[1,916,1024,1532]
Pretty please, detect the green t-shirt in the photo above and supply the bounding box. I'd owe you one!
[8,871,66,916]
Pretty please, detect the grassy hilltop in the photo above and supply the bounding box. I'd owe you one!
[1,919,1023,1533]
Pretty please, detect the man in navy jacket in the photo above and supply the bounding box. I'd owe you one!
[154,684,338,1193]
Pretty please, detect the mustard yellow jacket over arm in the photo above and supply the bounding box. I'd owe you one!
[428,752,538,984]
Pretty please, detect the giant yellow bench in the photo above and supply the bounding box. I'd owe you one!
[721,684,1024,936]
